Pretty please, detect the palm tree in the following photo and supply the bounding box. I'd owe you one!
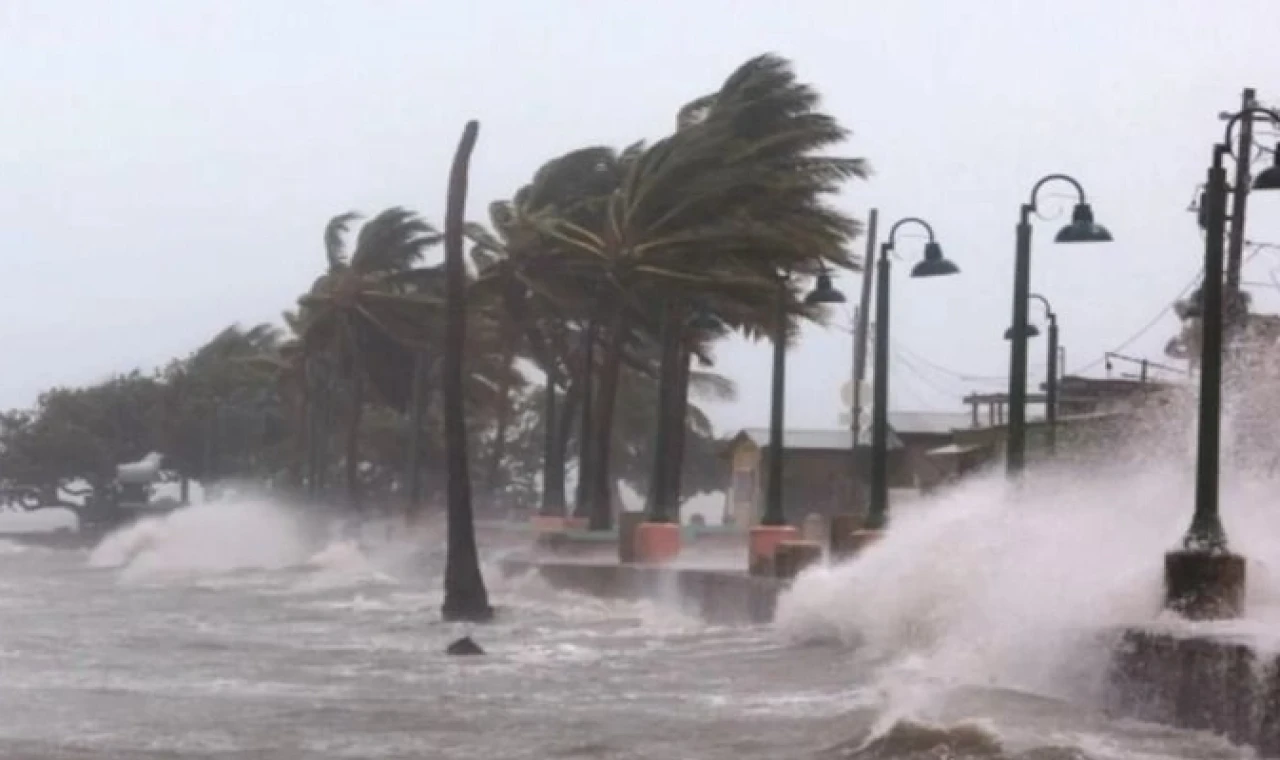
[441,120,494,623]
[295,207,442,510]
[533,54,867,529]
[466,147,634,517]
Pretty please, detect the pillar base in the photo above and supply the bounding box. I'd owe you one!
[800,513,827,542]
[532,516,588,533]
[634,522,681,564]
[617,511,645,563]
[848,529,884,555]
[828,514,863,559]
[774,540,823,580]
[1164,549,1245,621]
[749,525,798,577]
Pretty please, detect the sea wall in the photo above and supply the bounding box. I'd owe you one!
[1106,627,1278,753]
[498,558,782,625]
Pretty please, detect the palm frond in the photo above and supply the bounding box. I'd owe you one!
[324,212,361,271]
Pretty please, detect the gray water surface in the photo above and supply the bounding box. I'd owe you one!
[0,521,1252,759]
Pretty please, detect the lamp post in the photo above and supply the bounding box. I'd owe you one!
[1004,294,1059,455]
[747,269,845,576]
[1006,176,1112,477]
[1165,103,1280,620]
[857,218,959,546]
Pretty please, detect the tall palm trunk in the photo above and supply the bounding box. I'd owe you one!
[645,301,683,523]
[345,372,364,511]
[587,304,629,531]
[441,120,492,622]
[539,381,568,515]
[554,382,580,504]
[483,333,518,498]
[666,341,693,513]
[289,389,306,490]
[406,351,429,514]
[572,317,597,518]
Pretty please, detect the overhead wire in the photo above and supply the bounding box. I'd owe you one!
[1068,266,1203,375]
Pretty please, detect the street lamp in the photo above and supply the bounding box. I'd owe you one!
[1006,175,1112,476]
[761,270,845,527]
[862,218,959,538]
[1166,103,1280,620]
[1004,294,1059,455]
[748,269,844,576]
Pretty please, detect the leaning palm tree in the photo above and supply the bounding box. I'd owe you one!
[467,146,636,517]
[296,207,442,510]
[441,120,494,623]
[535,53,867,529]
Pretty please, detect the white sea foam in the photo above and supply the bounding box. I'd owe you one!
[777,437,1280,721]
[88,497,317,582]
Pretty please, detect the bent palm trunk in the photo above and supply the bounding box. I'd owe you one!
[345,372,364,511]
[441,120,493,622]
[572,317,597,518]
[666,341,693,514]
[587,305,628,531]
[406,351,429,515]
[539,383,568,516]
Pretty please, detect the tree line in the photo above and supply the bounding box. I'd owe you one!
[0,54,868,620]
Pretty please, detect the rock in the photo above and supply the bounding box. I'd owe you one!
[446,636,485,656]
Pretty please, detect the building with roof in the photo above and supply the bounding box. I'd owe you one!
[721,411,973,527]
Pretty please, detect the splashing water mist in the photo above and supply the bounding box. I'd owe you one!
[776,418,1280,722]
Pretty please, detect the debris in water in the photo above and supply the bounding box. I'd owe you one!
[447,636,485,656]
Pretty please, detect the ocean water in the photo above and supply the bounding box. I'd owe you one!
[0,475,1265,759]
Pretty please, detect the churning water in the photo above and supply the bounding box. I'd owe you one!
[0,461,1273,758]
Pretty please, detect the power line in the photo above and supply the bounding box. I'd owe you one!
[1069,267,1203,375]
[893,340,1009,383]
[893,349,969,401]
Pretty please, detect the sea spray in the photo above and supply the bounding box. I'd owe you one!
[89,497,321,581]
[775,455,1280,713]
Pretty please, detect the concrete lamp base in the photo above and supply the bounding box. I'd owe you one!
[1164,549,1245,621]
[634,522,681,565]
[749,525,798,577]
[532,516,588,533]
[828,514,863,559]
[617,511,645,563]
[847,529,885,555]
[774,540,823,580]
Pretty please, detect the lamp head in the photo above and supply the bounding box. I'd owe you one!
[1004,323,1041,341]
[1055,202,1113,243]
[909,241,961,278]
[804,272,846,305]
[1254,147,1280,191]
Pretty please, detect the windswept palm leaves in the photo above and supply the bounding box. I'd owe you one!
[500,53,868,527]
[295,207,442,509]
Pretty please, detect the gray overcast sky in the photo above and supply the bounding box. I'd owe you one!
[3,0,1280,434]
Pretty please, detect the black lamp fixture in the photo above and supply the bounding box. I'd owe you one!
[1004,323,1041,340]
[1054,202,1114,243]
[1005,174,1112,477]
[759,266,845,532]
[805,269,847,305]
[910,242,961,278]
[866,217,959,534]
[1254,147,1280,191]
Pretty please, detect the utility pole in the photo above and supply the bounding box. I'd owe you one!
[1225,87,1256,306]
[850,209,878,508]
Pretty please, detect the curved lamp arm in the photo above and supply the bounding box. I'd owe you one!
[1028,293,1054,320]
[1027,174,1087,212]
[1223,106,1280,156]
[884,217,937,250]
